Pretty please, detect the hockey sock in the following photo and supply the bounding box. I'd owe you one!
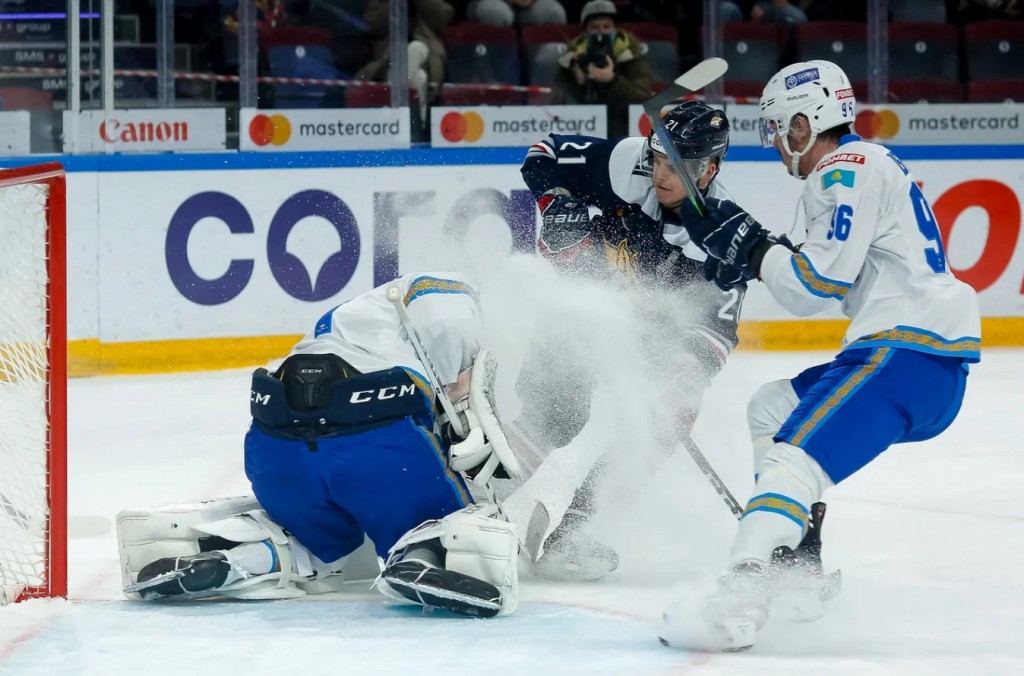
[221,540,279,576]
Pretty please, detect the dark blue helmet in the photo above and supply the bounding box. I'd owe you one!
[647,100,730,182]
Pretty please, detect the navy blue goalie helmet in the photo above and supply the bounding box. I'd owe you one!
[647,100,730,184]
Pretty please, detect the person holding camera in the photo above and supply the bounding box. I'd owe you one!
[552,0,652,136]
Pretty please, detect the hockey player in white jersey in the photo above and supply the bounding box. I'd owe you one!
[515,101,747,581]
[660,60,981,651]
[116,273,521,618]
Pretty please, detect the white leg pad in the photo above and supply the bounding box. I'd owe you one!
[746,379,801,475]
[383,502,519,613]
[729,442,834,567]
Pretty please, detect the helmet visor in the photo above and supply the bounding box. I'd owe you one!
[647,141,711,182]
[759,118,779,149]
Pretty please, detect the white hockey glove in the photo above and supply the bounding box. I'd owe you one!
[447,350,523,486]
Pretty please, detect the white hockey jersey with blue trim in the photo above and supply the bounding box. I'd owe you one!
[759,137,981,361]
[289,272,481,387]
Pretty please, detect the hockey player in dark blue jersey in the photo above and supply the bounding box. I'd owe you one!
[513,101,749,580]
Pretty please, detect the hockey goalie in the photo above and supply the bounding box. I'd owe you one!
[117,272,522,618]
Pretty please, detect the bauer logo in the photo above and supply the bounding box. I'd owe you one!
[240,107,410,151]
[432,105,606,147]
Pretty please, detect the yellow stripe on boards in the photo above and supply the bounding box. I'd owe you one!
[63,317,1024,377]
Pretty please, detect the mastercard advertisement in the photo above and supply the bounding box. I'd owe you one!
[431,105,606,147]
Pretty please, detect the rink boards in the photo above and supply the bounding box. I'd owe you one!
[1,145,1021,375]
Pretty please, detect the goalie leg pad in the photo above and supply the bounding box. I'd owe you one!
[379,502,519,615]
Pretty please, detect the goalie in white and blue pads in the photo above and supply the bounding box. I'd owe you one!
[117,273,521,618]
[660,61,981,651]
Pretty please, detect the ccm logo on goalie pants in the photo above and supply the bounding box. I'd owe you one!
[350,384,418,404]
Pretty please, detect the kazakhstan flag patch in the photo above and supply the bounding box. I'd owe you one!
[822,168,856,190]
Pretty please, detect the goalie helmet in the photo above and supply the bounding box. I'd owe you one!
[759,60,856,177]
[647,100,730,184]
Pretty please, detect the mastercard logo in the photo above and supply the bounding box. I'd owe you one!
[637,114,652,137]
[854,109,900,140]
[249,113,292,146]
[440,111,484,143]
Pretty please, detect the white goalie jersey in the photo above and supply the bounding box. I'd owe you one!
[759,138,981,362]
[290,272,483,386]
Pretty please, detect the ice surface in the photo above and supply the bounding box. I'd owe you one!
[1,348,1022,675]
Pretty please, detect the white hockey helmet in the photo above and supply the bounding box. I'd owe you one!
[759,60,856,177]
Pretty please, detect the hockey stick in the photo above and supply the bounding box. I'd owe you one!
[677,433,743,518]
[385,285,468,439]
[642,57,729,218]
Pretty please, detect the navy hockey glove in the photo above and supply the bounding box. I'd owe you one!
[703,256,749,291]
[537,188,593,259]
[700,198,777,277]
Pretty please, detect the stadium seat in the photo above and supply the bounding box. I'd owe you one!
[796,21,868,83]
[889,78,963,103]
[439,85,523,106]
[343,83,421,109]
[967,79,1024,103]
[268,44,341,108]
[705,23,783,98]
[618,23,680,84]
[964,21,1024,81]
[890,0,946,22]
[888,23,959,81]
[522,23,579,86]
[263,25,333,48]
[443,24,520,85]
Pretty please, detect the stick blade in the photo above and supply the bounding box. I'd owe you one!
[674,57,729,92]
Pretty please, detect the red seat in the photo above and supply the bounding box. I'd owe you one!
[344,83,420,108]
[964,21,1024,81]
[263,25,332,48]
[889,78,963,103]
[888,23,959,81]
[967,79,1024,103]
[796,21,868,82]
[521,23,579,86]
[442,24,520,84]
[439,84,523,106]
[618,23,679,84]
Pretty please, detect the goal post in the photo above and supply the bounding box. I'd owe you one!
[0,162,67,603]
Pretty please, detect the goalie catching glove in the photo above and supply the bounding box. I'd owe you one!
[446,350,523,485]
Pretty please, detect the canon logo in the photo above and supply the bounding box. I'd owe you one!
[99,119,190,144]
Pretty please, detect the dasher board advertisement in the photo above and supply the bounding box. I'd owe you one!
[431,105,607,147]
[240,107,411,151]
[64,108,227,153]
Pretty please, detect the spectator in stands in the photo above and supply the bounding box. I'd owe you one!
[552,0,652,136]
[357,0,454,118]
[468,0,568,25]
[751,0,808,24]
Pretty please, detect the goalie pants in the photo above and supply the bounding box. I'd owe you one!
[775,346,969,484]
[244,416,472,563]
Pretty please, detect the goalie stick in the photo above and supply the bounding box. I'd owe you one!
[642,57,729,218]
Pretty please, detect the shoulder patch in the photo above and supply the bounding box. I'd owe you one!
[821,169,856,190]
[816,153,866,172]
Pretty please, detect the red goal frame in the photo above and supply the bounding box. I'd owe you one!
[0,162,67,600]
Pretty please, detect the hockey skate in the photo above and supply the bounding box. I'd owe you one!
[532,510,619,583]
[379,558,503,618]
[127,552,238,600]
[769,502,842,622]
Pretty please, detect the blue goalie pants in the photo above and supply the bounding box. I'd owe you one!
[244,416,472,563]
[775,346,970,484]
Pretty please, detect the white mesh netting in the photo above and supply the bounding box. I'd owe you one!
[0,181,52,601]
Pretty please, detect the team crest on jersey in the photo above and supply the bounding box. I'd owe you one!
[604,239,640,279]
[822,169,856,190]
[816,153,866,172]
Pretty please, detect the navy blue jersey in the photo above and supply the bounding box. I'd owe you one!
[521,133,744,374]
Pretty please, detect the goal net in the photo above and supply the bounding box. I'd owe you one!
[0,163,66,603]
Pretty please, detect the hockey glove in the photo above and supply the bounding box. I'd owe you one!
[703,256,749,291]
[537,188,593,261]
[700,198,777,278]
